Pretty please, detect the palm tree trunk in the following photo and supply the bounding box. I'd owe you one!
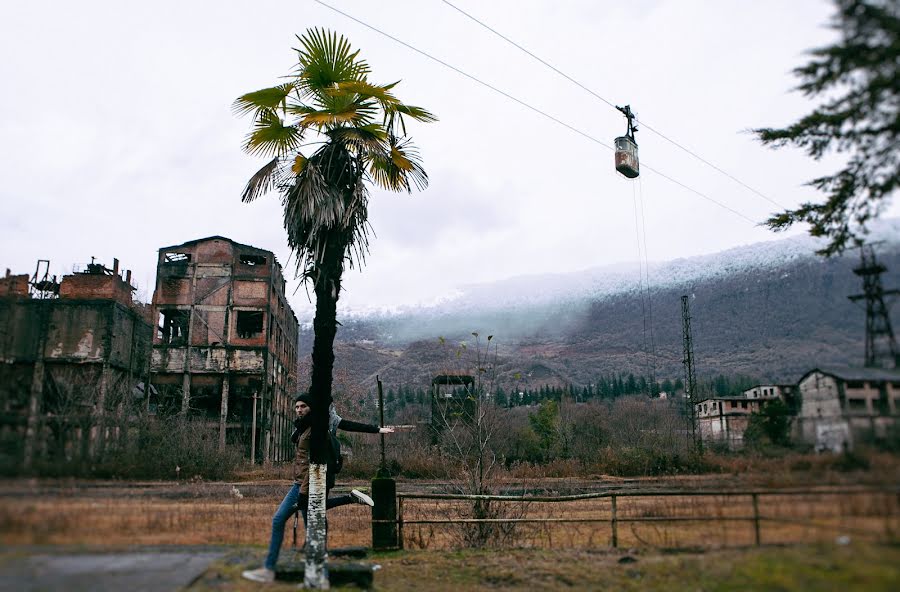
[304,232,347,589]
[304,463,329,588]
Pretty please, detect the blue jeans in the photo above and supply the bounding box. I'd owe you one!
[263,484,354,570]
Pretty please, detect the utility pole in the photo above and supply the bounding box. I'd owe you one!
[848,244,899,368]
[681,295,699,448]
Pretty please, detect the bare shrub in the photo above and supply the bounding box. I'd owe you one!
[30,415,243,480]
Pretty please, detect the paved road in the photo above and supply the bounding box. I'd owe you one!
[0,549,224,592]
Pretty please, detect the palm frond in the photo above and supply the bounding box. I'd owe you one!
[391,103,438,123]
[285,102,318,117]
[293,28,370,96]
[368,137,428,192]
[300,101,376,129]
[243,110,303,157]
[240,157,282,203]
[328,80,400,105]
[232,83,295,117]
[326,125,388,152]
[291,154,308,175]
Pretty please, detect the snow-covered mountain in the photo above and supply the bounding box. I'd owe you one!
[303,219,900,389]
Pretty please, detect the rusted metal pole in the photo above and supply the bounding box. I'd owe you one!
[372,375,399,549]
[378,376,386,470]
[250,391,258,465]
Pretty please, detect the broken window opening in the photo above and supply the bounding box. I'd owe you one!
[158,309,190,344]
[164,252,191,263]
[847,398,867,411]
[236,310,264,339]
[240,254,267,266]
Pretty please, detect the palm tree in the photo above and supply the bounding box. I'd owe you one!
[235,29,435,586]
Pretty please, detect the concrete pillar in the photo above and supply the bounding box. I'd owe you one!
[23,303,49,470]
[90,362,111,458]
[22,359,45,470]
[181,373,191,413]
[219,376,230,452]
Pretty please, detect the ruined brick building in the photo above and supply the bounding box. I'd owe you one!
[0,260,152,469]
[149,236,299,463]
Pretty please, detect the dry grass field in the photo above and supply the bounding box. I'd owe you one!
[0,479,372,548]
[183,543,900,591]
[1,478,896,553]
[397,488,899,550]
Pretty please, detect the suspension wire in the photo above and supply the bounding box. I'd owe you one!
[439,0,785,210]
[316,0,761,226]
[638,176,657,389]
[631,180,651,391]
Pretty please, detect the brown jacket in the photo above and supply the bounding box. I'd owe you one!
[291,407,379,493]
[293,427,312,493]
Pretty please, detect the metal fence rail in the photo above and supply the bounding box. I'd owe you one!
[385,487,900,550]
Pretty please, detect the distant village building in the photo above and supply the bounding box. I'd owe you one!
[148,236,299,463]
[742,384,797,404]
[695,396,762,449]
[0,260,151,468]
[796,366,900,452]
[695,384,795,449]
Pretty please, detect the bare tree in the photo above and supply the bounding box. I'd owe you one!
[432,334,526,547]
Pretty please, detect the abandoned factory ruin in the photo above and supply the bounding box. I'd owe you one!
[0,236,299,467]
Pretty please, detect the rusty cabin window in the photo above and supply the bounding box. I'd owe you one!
[164,252,191,263]
[240,254,267,266]
[158,309,189,344]
[236,310,264,338]
[741,401,748,409]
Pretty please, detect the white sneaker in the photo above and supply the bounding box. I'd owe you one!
[351,489,374,506]
[241,567,275,583]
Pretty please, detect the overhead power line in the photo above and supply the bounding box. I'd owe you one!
[440,0,785,210]
[316,0,759,225]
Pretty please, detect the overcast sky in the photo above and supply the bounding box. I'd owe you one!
[2,0,894,318]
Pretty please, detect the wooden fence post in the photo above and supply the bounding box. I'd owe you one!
[752,493,761,546]
[398,496,405,550]
[611,495,618,548]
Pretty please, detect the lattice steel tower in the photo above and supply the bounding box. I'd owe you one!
[681,294,698,443]
[848,244,899,368]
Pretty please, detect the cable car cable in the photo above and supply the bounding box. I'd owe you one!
[631,180,650,377]
[439,0,786,210]
[316,0,760,225]
[638,176,657,386]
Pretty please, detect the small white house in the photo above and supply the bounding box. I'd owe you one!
[694,396,764,449]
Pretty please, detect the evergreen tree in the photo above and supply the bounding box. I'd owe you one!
[495,386,507,408]
[626,373,637,395]
[754,0,900,256]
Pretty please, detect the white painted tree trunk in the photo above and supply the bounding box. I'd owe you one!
[304,462,329,589]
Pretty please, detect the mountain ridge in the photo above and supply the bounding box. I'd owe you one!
[303,219,900,393]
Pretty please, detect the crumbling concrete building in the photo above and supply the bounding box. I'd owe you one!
[148,236,299,463]
[0,261,152,469]
[797,366,900,452]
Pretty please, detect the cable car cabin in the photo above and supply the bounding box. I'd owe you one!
[614,135,639,178]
